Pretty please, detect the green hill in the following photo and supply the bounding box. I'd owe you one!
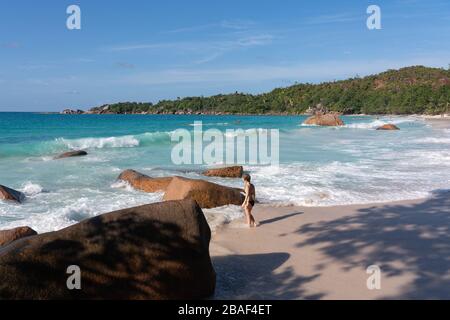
[88,66,450,115]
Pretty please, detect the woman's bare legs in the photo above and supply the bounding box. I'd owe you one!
[244,205,250,225]
[245,205,257,227]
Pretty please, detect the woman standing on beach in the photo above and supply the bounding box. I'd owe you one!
[242,174,257,227]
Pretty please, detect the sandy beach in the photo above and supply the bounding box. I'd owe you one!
[424,117,450,129]
[211,191,450,300]
[415,113,450,128]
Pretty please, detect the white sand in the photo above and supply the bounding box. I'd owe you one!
[210,191,450,300]
[425,118,450,129]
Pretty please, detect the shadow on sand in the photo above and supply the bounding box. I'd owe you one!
[0,212,215,299]
[212,252,324,300]
[295,190,450,299]
[259,212,304,226]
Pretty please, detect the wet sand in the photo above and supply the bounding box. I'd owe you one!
[423,116,450,129]
[210,191,450,300]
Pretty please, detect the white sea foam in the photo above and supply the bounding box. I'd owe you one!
[189,122,229,127]
[300,117,417,129]
[224,128,268,138]
[111,180,137,192]
[2,116,450,234]
[20,182,43,196]
[203,205,244,232]
[243,158,449,207]
[300,123,318,127]
[344,118,417,129]
[0,187,164,233]
[413,137,450,144]
[54,131,173,150]
[57,136,140,149]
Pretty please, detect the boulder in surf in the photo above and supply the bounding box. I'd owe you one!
[203,166,244,178]
[0,185,25,203]
[54,150,88,160]
[0,227,37,247]
[0,200,216,300]
[163,176,244,209]
[118,169,173,193]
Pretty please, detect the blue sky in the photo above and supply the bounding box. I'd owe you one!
[0,0,449,111]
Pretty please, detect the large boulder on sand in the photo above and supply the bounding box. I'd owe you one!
[304,113,345,126]
[163,176,244,209]
[0,227,37,247]
[376,124,400,131]
[54,150,88,159]
[0,199,216,300]
[118,169,173,193]
[203,166,243,178]
[0,185,25,203]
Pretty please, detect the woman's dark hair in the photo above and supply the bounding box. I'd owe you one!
[243,174,251,182]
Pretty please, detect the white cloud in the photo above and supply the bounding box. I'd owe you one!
[9,56,449,102]
[108,43,175,52]
[19,64,53,71]
[305,13,362,25]
[26,79,50,86]
[219,19,256,30]
[235,34,274,47]
[107,34,274,52]
[1,42,21,49]
[163,19,255,34]
[107,34,275,64]
[114,56,450,86]
[115,62,136,69]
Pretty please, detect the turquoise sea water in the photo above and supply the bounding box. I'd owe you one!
[1,113,450,232]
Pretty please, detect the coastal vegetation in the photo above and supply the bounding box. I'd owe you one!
[82,66,449,115]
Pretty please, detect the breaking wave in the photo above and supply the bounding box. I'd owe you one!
[0,131,174,158]
[56,131,173,150]
[344,118,417,129]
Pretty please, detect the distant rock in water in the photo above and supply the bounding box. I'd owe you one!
[163,176,244,209]
[304,113,345,126]
[61,109,84,115]
[0,227,37,247]
[85,104,116,114]
[203,166,244,178]
[0,200,216,300]
[0,185,25,203]
[118,169,173,193]
[376,124,400,130]
[54,150,88,159]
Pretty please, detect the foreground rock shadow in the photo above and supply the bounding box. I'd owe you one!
[0,200,216,300]
[212,253,323,300]
[295,190,450,299]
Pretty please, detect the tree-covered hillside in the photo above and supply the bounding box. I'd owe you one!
[87,66,450,115]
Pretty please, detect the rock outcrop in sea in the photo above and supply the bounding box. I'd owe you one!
[0,185,25,203]
[376,124,400,130]
[0,200,216,300]
[54,150,88,159]
[303,113,345,126]
[0,227,37,247]
[118,170,173,193]
[163,176,244,209]
[203,166,244,178]
[61,109,84,115]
